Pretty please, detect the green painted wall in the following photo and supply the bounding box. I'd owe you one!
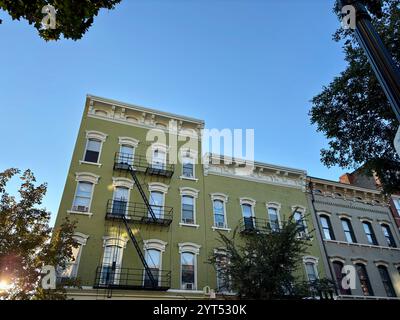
[54,100,326,293]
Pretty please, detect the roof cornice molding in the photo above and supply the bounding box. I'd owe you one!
[87,95,205,126]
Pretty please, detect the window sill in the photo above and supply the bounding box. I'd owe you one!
[79,160,102,167]
[180,176,198,182]
[212,226,231,232]
[67,210,93,217]
[179,222,200,229]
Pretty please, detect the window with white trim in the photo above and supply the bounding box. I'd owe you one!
[215,251,230,292]
[152,148,166,170]
[303,257,319,282]
[144,249,161,287]
[150,191,164,219]
[72,182,93,213]
[182,195,195,224]
[293,207,308,238]
[182,156,195,179]
[241,203,254,230]
[213,200,226,228]
[267,203,281,232]
[181,252,196,290]
[100,241,124,286]
[112,186,129,216]
[82,131,107,164]
[119,145,135,165]
[84,139,101,163]
[179,243,200,290]
[60,234,87,280]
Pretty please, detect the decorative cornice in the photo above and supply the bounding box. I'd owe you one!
[313,199,389,214]
[87,95,204,125]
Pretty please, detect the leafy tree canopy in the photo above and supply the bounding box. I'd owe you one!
[0,168,78,300]
[310,0,400,194]
[209,214,335,299]
[0,0,121,40]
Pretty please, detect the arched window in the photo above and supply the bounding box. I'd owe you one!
[100,237,126,286]
[213,200,226,228]
[144,249,161,287]
[362,221,378,245]
[180,188,199,226]
[211,194,228,229]
[293,207,308,238]
[377,265,396,297]
[355,263,374,296]
[72,181,94,213]
[303,257,319,282]
[179,243,200,290]
[381,224,396,248]
[181,252,195,290]
[152,148,167,170]
[182,195,195,224]
[148,183,169,219]
[341,218,357,243]
[332,261,351,295]
[82,131,107,164]
[320,215,335,240]
[60,233,89,280]
[267,203,281,232]
[242,203,254,230]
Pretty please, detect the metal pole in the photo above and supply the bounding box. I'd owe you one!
[339,0,400,122]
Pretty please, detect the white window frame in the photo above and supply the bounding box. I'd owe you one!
[118,137,139,165]
[111,178,134,217]
[180,149,198,181]
[80,131,107,167]
[61,232,89,279]
[178,242,201,291]
[266,202,282,230]
[143,239,167,287]
[214,249,232,293]
[240,198,256,217]
[303,256,319,282]
[150,144,168,170]
[292,205,309,238]
[68,172,99,217]
[211,193,230,231]
[179,188,200,228]
[148,183,169,219]
[100,237,128,286]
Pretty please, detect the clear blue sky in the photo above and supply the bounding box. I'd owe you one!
[0,0,348,225]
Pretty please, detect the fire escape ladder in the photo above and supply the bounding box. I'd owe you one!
[121,215,157,288]
[127,165,158,222]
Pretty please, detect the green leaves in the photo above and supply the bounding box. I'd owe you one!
[0,168,77,300]
[0,0,122,40]
[209,215,313,299]
[311,0,400,194]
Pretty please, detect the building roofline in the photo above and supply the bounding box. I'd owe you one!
[308,176,382,194]
[205,153,307,176]
[87,94,205,125]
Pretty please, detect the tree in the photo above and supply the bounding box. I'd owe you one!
[309,0,400,194]
[209,214,334,299]
[0,168,78,300]
[0,0,122,40]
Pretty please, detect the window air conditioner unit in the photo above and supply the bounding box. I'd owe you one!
[76,206,88,212]
[185,283,194,290]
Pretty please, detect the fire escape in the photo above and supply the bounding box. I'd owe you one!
[94,152,174,293]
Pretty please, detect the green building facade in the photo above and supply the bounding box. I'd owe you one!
[54,95,326,299]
